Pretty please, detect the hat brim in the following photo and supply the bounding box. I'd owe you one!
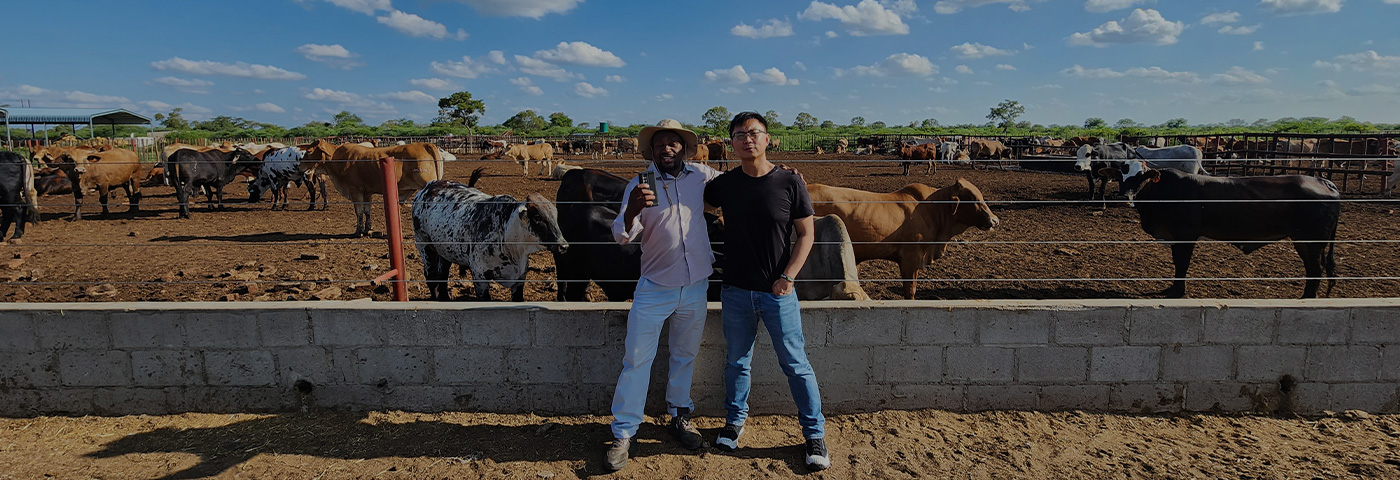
[638,126,699,161]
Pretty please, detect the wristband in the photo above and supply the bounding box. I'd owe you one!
[780,273,795,282]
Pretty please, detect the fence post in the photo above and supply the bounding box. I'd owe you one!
[372,156,410,301]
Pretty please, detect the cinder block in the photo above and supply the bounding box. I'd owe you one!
[888,385,963,411]
[35,313,109,350]
[1351,309,1400,344]
[166,386,287,413]
[1017,347,1088,383]
[830,308,902,346]
[527,384,610,415]
[1090,346,1160,382]
[434,348,505,384]
[1129,307,1203,345]
[1306,346,1381,382]
[132,350,204,386]
[1278,309,1349,345]
[1039,385,1110,411]
[1329,384,1399,413]
[1237,346,1306,382]
[535,309,607,347]
[810,347,873,385]
[258,310,311,347]
[739,382,800,415]
[384,385,458,412]
[603,310,630,346]
[1054,309,1127,345]
[966,386,1037,411]
[800,308,831,348]
[185,313,258,348]
[446,384,528,412]
[275,347,334,385]
[381,311,458,346]
[946,347,1014,384]
[110,312,184,348]
[36,388,97,416]
[1110,384,1183,413]
[572,347,624,385]
[1185,382,1258,412]
[0,312,36,351]
[311,312,380,346]
[0,389,39,416]
[60,351,130,387]
[978,310,1049,345]
[205,351,277,387]
[0,351,59,387]
[1289,382,1331,414]
[461,311,532,346]
[328,347,360,384]
[904,309,976,345]
[691,347,727,387]
[1161,346,1233,382]
[824,384,893,413]
[1383,345,1400,382]
[1203,306,1275,344]
[505,348,572,384]
[872,346,940,383]
[310,385,386,410]
[355,348,431,385]
[94,387,168,415]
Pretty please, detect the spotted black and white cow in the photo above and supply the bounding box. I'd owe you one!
[247,147,322,211]
[412,168,569,301]
[1073,143,1205,207]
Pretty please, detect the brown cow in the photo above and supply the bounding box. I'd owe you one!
[835,137,849,154]
[33,168,73,196]
[899,143,939,176]
[301,139,445,236]
[690,141,710,165]
[501,143,556,177]
[703,139,727,169]
[808,178,1000,299]
[966,138,1011,169]
[53,148,143,220]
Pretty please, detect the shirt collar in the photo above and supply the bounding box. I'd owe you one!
[650,162,695,180]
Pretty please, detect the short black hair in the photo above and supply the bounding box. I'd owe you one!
[728,111,767,135]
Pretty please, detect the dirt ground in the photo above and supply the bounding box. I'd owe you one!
[2,152,1397,302]
[1,409,1398,479]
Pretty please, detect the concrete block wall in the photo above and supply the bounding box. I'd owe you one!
[0,299,1396,417]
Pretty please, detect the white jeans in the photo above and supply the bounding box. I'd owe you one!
[609,277,709,439]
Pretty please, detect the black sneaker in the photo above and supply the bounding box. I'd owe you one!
[604,437,632,472]
[715,423,743,452]
[670,407,704,450]
[804,437,830,471]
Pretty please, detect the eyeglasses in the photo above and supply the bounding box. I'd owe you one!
[731,130,768,139]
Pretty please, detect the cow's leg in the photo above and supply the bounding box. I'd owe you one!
[0,208,15,242]
[214,182,227,211]
[419,246,452,301]
[1294,242,1325,299]
[355,201,371,237]
[1162,243,1195,298]
[510,281,526,302]
[70,187,84,221]
[124,179,140,212]
[926,161,935,176]
[97,185,111,215]
[175,183,191,219]
[898,259,921,300]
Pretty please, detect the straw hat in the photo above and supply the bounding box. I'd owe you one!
[638,118,699,161]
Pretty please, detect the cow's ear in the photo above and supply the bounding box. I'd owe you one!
[1149,170,1161,183]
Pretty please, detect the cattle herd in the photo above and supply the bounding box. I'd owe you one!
[0,132,1394,301]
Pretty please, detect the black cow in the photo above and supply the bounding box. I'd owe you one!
[0,152,38,243]
[554,168,641,301]
[168,147,260,219]
[1114,161,1341,299]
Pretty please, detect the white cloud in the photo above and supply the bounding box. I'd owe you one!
[826,30,839,38]
[704,65,751,83]
[1254,41,1265,51]
[1314,50,1400,72]
[451,0,581,18]
[1259,0,1344,15]
[430,55,500,79]
[509,77,544,95]
[1085,0,1153,12]
[995,64,1017,70]
[1061,64,1125,78]
[1210,66,1270,85]
[151,57,306,80]
[654,93,674,102]
[574,82,608,98]
[515,55,579,81]
[376,90,437,103]
[141,100,173,111]
[836,53,936,77]
[933,0,1048,14]
[255,102,286,113]
[409,78,458,90]
[376,10,468,40]
[149,76,214,94]
[1349,84,1399,95]
[955,65,974,74]
[794,61,808,71]
[718,87,744,94]
[487,50,506,64]
[732,18,795,38]
[296,43,362,69]
[755,67,800,85]
[319,0,391,15]
[1062,64,1199,83]
[533,41,625,67]
[1218,24,1260,35]
[799,0,909,36]
[1200,11,1240,24]
[605,75,625,83]
[302,87,396,114]
[974,81,993,86]
[1031,84,1063,90]
[949,42,1013,59]
[1066,8,1185,47]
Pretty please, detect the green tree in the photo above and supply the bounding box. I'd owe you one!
[438,91,485,129]
[160,107,190,130]
[333,111,363,127]
[793,112,818,129]
[920,118,939,128]
[194,115,244,132]
[702,106,731,131]
[1162,118,1188,129]
[849,116,866,127]
[1226,118,1247,127]
[1114,118,1138,128]
[763,110,784,129]
[380,118,415,128]
[503,110,548,132]
[548,112,573,129]
[819,120,835,129]
[578,122,591,130]
[1084,117,1106,129]
[986,99,1025,133]
[870,121,887,129]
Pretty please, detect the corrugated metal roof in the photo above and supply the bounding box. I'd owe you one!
[0,107,151,125]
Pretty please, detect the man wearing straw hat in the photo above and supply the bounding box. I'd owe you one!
[604,119,722,471]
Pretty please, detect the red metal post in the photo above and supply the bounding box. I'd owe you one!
[378,156,409,301]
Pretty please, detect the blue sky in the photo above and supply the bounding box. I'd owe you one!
[4,0,1399,128]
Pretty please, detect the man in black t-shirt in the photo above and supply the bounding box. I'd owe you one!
[702,111,830,472]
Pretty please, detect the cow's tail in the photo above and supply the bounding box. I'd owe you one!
[22,160,38,224]
[429,143,446,180]
[468,167,486,188]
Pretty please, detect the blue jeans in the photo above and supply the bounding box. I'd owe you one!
[720,284,825,439]
[610,277,709,439]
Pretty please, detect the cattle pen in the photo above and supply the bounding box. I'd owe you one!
[2,137,1398,418]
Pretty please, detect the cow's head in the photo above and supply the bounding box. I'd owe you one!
[247,177,270,202]
[30,148,55,169]
[947,178,999,231]
[522,193,569,255]
[1073,144,1095,171]
[301,139,337,165]
[1116,160,1159,207]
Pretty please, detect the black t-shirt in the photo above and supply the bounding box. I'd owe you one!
[703,166,814,292]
